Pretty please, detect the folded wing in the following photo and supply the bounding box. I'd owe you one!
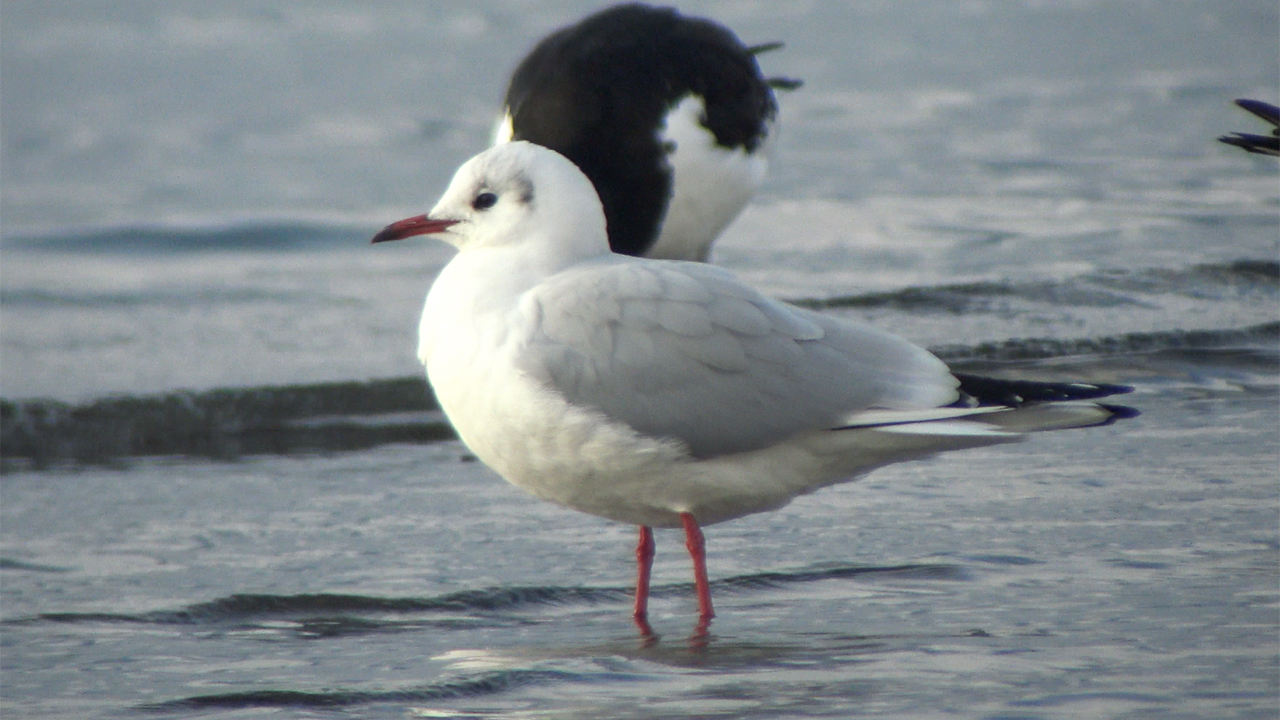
[515,260,959,458]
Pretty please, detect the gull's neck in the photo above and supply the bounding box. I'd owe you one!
[419,230,615,366]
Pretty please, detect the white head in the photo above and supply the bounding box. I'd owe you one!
[371,141,609,260]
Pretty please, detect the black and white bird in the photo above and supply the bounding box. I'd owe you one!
[1218,98,1280,156]
[494,3,800,261]
[492,3,1134,414]
[372,142,1138,634]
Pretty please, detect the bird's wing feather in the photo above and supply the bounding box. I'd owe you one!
[516,259,957,458]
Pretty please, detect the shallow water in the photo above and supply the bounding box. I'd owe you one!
[1,1,1278,718]
[3,388,1276,718]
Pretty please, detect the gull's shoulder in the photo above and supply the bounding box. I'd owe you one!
[523,257,824,343]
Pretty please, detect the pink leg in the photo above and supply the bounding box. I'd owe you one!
[680,512,714,622]
[633,526,656,635]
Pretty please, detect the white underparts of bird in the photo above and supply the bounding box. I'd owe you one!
[371,141,1137,631]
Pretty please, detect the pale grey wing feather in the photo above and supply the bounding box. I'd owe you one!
[793,305,960,410]
[516,260,958,458]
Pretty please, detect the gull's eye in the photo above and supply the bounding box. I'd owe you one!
[472,192,498,211]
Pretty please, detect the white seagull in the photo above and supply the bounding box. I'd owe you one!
[372,141,1137,634]
[494,3,799,261]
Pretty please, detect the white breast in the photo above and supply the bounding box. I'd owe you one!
[648,95,771,261]
[419,251,693,526]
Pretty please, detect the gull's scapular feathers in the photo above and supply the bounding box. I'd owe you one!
[382,141,1133,530]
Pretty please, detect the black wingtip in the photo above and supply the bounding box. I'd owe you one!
[746,42,803,91]
[1097,403,1141,425]
[745,41,784,55]
[951,373,1135,408]
[1219,99,1280,156]
[1087,382,1135,396]
[1234,98,1280,128]
[1217,133,1280,156]
[766,76,804,91]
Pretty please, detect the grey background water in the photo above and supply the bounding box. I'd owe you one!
[1,1,1277,718]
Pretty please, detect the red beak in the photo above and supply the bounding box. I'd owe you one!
[370,215,459,244]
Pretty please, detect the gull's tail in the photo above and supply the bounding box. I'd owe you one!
[798,376,1138,485]
[679,378,1137,526]
[844,373,1137,431]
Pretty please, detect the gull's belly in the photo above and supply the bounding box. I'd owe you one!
[429,349,847,528]
[430,352,697,526]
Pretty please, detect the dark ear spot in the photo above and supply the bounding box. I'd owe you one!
[516,177,535,204]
